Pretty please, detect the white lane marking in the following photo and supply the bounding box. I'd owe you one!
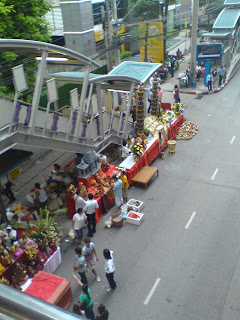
[144,278,161,305]
[185,212,196,229]
[230,136,236,144]
[211,168,219,181]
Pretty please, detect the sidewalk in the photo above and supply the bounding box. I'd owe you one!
[129,30,229,96]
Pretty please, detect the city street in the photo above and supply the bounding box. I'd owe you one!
[52,69,240,320]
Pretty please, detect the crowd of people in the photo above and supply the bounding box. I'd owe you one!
[69,168,130,319]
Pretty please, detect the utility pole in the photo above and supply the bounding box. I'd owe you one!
[112,0,121,65]
[105,0,114,71]
[101,6,111,71]
[190,0,199,82]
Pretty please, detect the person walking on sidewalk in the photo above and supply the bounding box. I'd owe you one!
[206,72,213,93]
[72,208,88,245]
[73,247,88,285]
[72,273,96,320]
[82,238,100,282]
[103,248,117,292]
[84,192,99,237]
[173,85,180,103]
[218,66,224,86]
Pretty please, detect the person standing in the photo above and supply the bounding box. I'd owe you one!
[72,273,96,320]
[173,85,180,103]
[96,304,109,320]
[103,248,116,292]
[74,190,86,212]
[0,180,16,203]
[147,89,153,113]
[157,87,163,103]
[84,193,99,237]
[218,66,224,86]
[120,170,129,202]
[112,174,123,211]
[5,225,17,247]
[73,247,88,285]
[121,140,130,161]
[206,72,213,93]
[211,68,217,87]
[82,238,100,282]
[72,208,88,245]
[34,183,48,209]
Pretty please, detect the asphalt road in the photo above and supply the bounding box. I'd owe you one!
[55,70,240,320]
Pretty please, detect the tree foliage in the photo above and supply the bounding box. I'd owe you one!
[129,0,160,20]
[0,0,52,94]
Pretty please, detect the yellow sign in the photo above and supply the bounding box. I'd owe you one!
[9,167,20,180]
[139,22,164,63]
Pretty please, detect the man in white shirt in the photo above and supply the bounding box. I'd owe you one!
[74,190,86,212]
[72,208,88,244]
[5,225,17,247]
[84,193,99,237]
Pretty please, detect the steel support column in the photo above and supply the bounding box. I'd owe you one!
[75,64,90,142]
[30,50,48,134]
[96,83,104,139]
[123,82,135,136]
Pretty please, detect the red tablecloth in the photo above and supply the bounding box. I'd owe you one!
[75,165,119,222]
[126,115,184,184]
[25,271,72,309]
[126,139,160,184]
[168,115,184,140]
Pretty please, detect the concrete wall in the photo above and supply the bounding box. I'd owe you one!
[60,0,96,56]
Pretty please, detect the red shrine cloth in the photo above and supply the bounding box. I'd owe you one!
[126,139,160,184]
[24,271,72,309]
[168,115,184,140]
[25,271,63,300]
[66,195,75,219]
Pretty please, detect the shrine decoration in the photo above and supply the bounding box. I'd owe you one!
[136,83,145,133]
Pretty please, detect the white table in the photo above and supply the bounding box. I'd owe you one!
[43,246,62,274]
[119,137,157,170]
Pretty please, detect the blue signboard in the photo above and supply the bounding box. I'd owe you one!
[196,43,222,61]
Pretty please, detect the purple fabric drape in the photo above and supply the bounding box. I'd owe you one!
[96,116,100,136]
[51,113,60,132]
[13,102,22,125]
[81,115,89,139]
[24,105,32,125]
[71,110,78,135]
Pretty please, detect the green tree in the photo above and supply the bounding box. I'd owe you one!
[0,0,52,95]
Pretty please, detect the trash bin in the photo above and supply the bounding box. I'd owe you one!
[167,140,176,154]
[191,81,196,88]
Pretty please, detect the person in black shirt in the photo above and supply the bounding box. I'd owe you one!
[96,304,109,320]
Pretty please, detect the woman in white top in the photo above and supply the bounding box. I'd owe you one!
[35,183,48,209]
[103,248,116,292]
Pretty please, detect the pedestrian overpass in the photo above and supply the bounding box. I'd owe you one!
[0,40,160,155]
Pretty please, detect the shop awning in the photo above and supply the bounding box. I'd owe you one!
[213,8,240,29]
[108,61,161,84]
